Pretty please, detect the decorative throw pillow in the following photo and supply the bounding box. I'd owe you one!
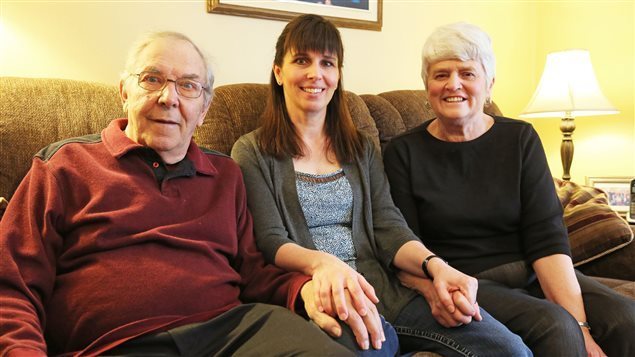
[553,178,634,266]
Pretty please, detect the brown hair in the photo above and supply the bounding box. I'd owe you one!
[258,14,363,162]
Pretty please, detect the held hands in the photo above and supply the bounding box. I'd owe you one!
[398,269,482,328]
[301,280,386,350]
[430,262,481,320]
[310,252,379,321]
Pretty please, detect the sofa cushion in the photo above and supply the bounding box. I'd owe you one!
[0,77,121,201]
[199,83,380,155]
[554,178,634,266]
[378,90,432,131]
[361,90,504,151]
[591,277,635,299]
[359,94,405,149]
[197,83,269,155]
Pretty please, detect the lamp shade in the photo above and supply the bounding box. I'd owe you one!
[520,49,618,118]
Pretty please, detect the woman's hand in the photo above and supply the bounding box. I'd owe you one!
[311,252,379,321]
[426,259,481,319]
[398,270,480,327]
[582,327,606,357]
[532,255,606,357]
[301,280,386,350]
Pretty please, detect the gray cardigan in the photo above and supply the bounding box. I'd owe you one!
[231,130,418,321]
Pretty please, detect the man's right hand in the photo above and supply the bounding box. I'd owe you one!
[300,280,385,351]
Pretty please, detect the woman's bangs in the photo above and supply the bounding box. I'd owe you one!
[285,22,341,62]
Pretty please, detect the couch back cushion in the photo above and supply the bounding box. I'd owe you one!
[196,83,269,155]
[0,77,121,201]
[361,89,503,150]
[198,83,380,155]
[0,79,380,201]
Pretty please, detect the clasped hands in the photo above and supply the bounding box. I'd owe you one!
[300,254,385,351]
[398,265,482,328]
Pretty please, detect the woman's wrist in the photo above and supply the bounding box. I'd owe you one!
[421,254,447,280]
[310,250,339,274]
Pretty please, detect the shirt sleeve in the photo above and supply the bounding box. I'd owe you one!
[0,159,63,357]
[229,145,310,308]
[363,136,419,269]
[518,125,571,262]
[382,135,423,238]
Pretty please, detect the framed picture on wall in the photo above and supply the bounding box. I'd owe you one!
[586,176,633,216]
[207,0,382,31]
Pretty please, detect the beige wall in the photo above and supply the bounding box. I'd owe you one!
[528,1,635,183]
[1,0,633,182]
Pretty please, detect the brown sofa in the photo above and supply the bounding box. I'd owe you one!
[1,76,633,300]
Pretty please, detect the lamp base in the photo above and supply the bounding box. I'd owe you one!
[560,117,575,181]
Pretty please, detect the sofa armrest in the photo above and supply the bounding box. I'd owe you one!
[577,225,635,281]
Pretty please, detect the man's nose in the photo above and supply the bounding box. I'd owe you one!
[158,80,179,107]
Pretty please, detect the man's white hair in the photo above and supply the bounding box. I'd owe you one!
[121,31,214,105]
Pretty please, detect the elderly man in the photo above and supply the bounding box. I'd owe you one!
[0,32,392,356]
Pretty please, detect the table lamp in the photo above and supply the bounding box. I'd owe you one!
[519,49,618,181]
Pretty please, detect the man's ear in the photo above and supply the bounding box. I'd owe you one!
[119,79,129,111]
[197,99,211,127]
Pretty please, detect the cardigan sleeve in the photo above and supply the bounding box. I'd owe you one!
[518,126,571,262]
[362,135,419,269]
[230,133,297,264]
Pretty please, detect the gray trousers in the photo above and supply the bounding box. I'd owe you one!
[476,261,635,356]
[103,303,357,356]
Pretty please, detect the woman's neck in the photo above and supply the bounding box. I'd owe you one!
[289,113,340,175]
[428,114,494,142]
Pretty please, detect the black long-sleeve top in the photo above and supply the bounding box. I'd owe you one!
[383,116,571,275]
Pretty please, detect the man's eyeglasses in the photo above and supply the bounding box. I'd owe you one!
[131,72,208,99]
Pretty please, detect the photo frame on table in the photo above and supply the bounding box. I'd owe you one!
[207,0,382,31]
[585,176,633,216]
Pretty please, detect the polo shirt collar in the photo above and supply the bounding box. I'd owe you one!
[102,118,217,177]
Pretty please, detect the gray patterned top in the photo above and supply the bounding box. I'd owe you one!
[295,169,357,269]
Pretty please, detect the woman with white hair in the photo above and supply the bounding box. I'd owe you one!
[384,22,635,357]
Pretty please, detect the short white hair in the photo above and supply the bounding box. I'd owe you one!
[121,31,214,105]
[421,22,495,89]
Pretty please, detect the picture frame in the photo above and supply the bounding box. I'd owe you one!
[207,0,382,31]
[585,176,633,216]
